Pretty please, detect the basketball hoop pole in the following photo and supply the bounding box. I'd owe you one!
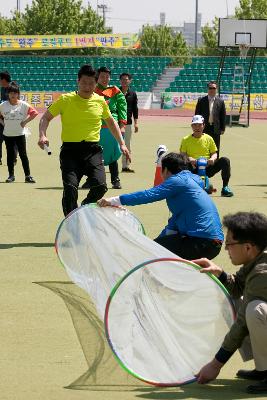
[194,0,199,48]
[246,47,258,127]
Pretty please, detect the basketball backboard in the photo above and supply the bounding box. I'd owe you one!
[218,18,267,48]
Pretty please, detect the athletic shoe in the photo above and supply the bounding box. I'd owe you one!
[237,369,267,381]
[221,186,234,197]
[6,175,15,183]
[122,167,135,173]
[0,159,2,165]
[25,175,36,183]
[112,179,122,189]
[246,378,267,394]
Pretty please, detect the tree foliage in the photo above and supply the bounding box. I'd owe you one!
[0,15,10,34]
[235,0,267,19]
[137,25,189,65]
[7,11,27,35]
[171,31,190,65]
[25,0,83,35]
[197,17,220,56]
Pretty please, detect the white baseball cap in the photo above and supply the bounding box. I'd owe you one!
[191,115,204,124]
[156,144,168,162]
[156,144,168,157]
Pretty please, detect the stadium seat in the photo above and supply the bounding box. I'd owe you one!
[0,56,172,92]
[163,56,267,94]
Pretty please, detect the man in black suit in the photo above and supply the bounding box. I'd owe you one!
[195,81,226,155]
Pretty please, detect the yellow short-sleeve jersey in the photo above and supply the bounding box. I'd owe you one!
[48,92,112,142]
[180,133,217,159]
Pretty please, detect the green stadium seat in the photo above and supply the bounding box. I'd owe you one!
[3,55,266,94]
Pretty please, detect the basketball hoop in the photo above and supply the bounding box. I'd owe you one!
[239,43,250,59]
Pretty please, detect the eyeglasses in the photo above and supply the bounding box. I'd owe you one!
[225,241,244,247]
[208,87,216,90]
[225,241,254,248]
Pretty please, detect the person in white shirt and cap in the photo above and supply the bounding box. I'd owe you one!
[180,115,233,197]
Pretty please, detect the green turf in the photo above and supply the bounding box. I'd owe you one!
[1,115,266,399]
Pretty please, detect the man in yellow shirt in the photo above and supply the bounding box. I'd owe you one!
[38,64,130,215]
[180,115,233,197]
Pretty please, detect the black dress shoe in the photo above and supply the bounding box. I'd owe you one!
[6,175,15,183]
[236,369,267,380]
[246,378,267,394]
[122,167,135,173]
[25,175,36,183]
[112,179,121,189]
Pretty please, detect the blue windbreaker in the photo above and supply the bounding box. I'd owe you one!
[120,170,224,241]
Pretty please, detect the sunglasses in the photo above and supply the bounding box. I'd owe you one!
[208,87,216,90]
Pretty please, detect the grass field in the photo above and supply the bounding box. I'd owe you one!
[1,115,266,400]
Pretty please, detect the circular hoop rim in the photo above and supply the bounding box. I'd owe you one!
[104,257,236,387]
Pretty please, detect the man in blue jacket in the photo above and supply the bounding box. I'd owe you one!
[98,152,223,260]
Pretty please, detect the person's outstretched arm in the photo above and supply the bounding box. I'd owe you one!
[104,116,131,162]
[38,110,54,149]
[195,358,224,384]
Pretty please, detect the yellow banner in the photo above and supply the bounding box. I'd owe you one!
[0,34,140,51]
[21,91,267,113]
[20,92,61,110]
[162,92,267,112]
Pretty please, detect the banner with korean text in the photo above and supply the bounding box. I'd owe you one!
[20,92,61,111]
[21,91,267,113]
[162,92,267,113]
[0,34,140,51]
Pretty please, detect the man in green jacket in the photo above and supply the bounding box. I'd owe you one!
[193,211,267,394]
[82,66,127,190]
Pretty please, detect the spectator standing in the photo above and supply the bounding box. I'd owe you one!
[96,67,127,189]
[0,82,38,183]
[82,67,127,190]
[195,81,226,155]
[119,72,138,173]
[0,70,11,165]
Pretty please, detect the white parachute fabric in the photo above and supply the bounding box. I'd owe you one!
[55,204,174,317]
[106,259,235,385]
[56,205,235,386]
